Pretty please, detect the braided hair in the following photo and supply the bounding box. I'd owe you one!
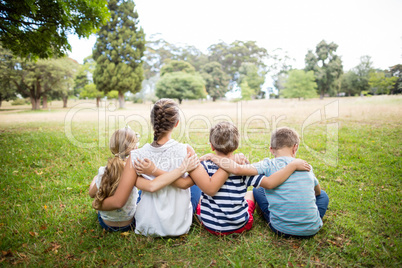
[151,98,180,142]
[93,128,139,209]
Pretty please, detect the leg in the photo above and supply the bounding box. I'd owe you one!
[315,190,329,219]
[190,184,202,214]
[253,187,270,223]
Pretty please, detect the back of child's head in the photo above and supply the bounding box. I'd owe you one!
[270,127,300,149]
[209,121,239,155]
[94,127,139,208]
[151,98,180,142]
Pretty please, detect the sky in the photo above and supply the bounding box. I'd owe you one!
[68,0,402,72]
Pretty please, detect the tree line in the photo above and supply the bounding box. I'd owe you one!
[0,0,401,109]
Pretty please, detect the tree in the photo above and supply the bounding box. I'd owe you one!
[267,48,295,94]
[238,62,265,99]
[74,56,95,97]
[282,70,317,100]
[80,83,104,107]
[353,55,374,94]
[93,0,145,109]
[0,46,17,107]
[305,40,343,98]
[340,71,360,96]
[0,0,109,59]
[368,71,398,95]
[208,40,268,83]
[200,62,229,101]
[156,72,206,104]
[389,64,402,94]
[160,60,195,76]
[240,81,254,100]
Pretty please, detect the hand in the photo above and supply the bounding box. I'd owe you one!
[180,153,200,173]
[199,153,214,162]
[134,158,156,176]
[291,159,311,172]
[233,153,249,165]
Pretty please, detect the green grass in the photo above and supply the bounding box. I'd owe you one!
[0,113,401,266]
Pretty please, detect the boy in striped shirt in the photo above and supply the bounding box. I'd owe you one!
[202,127,329,238]
[195,122,312,235]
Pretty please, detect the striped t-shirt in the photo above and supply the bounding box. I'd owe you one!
[200,160,264,233]
[253,156,322,236]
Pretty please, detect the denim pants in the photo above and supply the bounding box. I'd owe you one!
[97,212,135,232]
[253,187,329,238]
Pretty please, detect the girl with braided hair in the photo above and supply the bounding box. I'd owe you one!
[97,99,229,236]
[89,126,199,232]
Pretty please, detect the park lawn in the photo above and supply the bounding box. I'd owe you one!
[0,114,401,267]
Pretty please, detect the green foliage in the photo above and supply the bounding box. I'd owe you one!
[239,62,265,98]
[107,90,119,99]
[208,40,268,81]
[10,98,29,106]
[74,56,96,97]
[0,0,109,59]
[282,69,317,99]
[240,81,253,100]
[93,0,145,109]
[305,40,343,98]
[79,83,104,99]
[200,62,229,101]
[268,48,295,92]
[368,71,398,95]
[156,72,206,104]
[340,71,360,96]
[160,60,195,76]
[389,64,402,94]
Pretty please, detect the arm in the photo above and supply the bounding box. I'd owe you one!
[93,155,138,211]
[88,175,98,198]
[188,164,229,196]
[134,156,195,189]
[200,153,258,176]
[259,159,311,189]
[135,154,199,192]
[314,184,321,196]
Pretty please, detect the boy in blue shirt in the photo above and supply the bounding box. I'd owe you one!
[202,127,329,238]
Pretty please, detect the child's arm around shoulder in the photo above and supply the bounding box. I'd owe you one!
[200,153,258,176]
[135,153,199,192]
[187,146,229,196]
[259,159,311,189]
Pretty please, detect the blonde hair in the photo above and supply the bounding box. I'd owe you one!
[150,98,180,142]
[93,128,139,208]
[270,127,300,149]
[209,122,239,155]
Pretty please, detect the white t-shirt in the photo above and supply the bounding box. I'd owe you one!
[96,166,138,222]
[132,139,192,237]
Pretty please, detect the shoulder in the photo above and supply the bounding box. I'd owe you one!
[186,144,195,156]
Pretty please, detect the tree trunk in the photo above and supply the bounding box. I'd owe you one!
[118,91,125,109]
[96,97,100,108]
[62,96,68,108]
[30,97,40,110]
[178,98,182,104]
[42,95,48,109]
[212,96,217,102]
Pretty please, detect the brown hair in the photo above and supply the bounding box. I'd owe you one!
[151,98,180,142]
[209,121,239,155]
[270,127,300,149]
[93,128,139,208]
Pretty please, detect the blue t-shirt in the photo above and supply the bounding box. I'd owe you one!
[253,157,322,236]
[200,160,264,233]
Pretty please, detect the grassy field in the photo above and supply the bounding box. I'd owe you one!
[0,96,401,267]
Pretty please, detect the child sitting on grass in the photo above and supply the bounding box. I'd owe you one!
[202,127,329,238]
[89,127,199,232]
[192,122,311,235]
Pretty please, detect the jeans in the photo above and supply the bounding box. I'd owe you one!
[253,187,329,238]
[97,212,135,232]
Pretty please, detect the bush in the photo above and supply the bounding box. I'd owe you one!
[11,98,29,106]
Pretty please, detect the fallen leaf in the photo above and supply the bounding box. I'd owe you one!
[120,232,130,237]
[40,225,47,230]
[29,231,38,237]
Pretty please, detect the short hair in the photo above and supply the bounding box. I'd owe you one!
[209,122,239,155]
[270,127,300,149]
